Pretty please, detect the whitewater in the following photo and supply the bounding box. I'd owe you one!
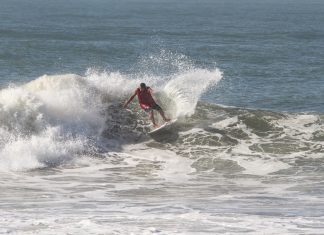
[1,66,324,234]
[2,0,324,234]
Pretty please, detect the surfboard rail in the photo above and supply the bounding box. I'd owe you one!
[148,119,177,134]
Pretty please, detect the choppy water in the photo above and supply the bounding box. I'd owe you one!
[1,0,324,234]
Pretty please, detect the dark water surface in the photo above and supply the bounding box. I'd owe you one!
[1,0,324,111]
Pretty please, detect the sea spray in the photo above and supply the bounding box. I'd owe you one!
[0,67,222,171]
[0,74,104,171]
[163,68,222,117]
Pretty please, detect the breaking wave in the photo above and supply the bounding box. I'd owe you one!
[0,64,323,177]
[0,67,222,171]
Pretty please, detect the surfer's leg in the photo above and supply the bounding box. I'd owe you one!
[158,109,170,122]
[153,104,170,122]
[149,110,158,128]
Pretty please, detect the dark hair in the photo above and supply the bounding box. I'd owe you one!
[140,83,146,89]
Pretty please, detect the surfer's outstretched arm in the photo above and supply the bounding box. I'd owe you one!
[123,91,136,108]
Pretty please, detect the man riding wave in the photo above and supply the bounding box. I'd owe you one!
[123,83,170,128]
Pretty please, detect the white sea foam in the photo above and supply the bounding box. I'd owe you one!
[0,67,222,171]
[276,113,322,141]
[234,155,290,175]
[163,69,222,117]
[0,74,104,171]
[0,127,86,171]
[212,116,238,129]
[123,143,196,182]
[3,66,324,235]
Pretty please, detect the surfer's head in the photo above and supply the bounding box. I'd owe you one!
[140,83,146,89]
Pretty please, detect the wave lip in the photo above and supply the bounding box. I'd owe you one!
[163,68,222,118]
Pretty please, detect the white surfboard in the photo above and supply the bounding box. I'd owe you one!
[148,119,177,134]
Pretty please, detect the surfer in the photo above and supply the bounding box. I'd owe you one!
[123,83,170,128]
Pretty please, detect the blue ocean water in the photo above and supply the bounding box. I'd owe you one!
[1,0,323,112]
[1,1,324,234]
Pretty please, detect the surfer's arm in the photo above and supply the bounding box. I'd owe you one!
[123,91,137,108]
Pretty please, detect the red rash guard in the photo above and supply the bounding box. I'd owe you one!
[136,87,156,109]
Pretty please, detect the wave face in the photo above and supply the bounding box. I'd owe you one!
[0,66,323,175]
[0,65,323,178]
[1,68,324,234]
[0,67,222,171]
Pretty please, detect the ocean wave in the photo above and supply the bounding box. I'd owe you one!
[1,67,323,176]
[0,67,222,171]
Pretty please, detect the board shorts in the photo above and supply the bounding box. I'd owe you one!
[142,103,162,113]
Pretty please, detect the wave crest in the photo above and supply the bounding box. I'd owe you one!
[0,66,222,171]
